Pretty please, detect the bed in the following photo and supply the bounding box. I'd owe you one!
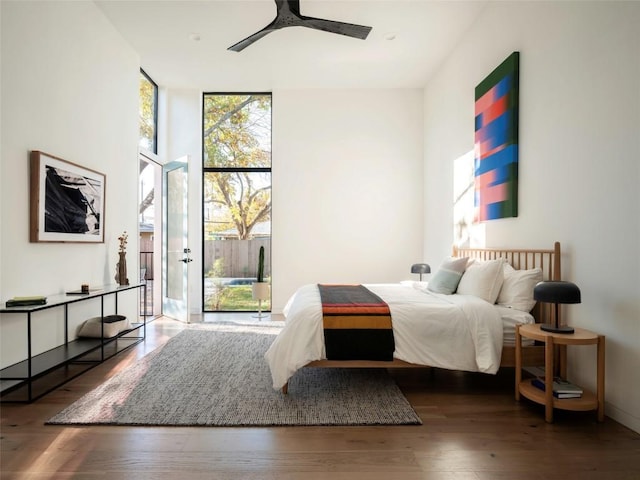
[265,242,561,393]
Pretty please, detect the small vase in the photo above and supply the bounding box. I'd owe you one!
[115,251,130,286]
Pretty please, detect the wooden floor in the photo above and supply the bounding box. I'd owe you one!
[2,317,639,479]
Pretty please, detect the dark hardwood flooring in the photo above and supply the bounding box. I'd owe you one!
[2,317,639,479]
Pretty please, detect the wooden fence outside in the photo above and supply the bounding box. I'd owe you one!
[139,234,271,280]
[204,238,271,279]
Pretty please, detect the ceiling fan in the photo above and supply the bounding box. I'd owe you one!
[228,0,372,52]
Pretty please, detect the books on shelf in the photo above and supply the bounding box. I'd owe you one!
[524,366,583,398]
[531,377,583,399]
[5,296,47,307]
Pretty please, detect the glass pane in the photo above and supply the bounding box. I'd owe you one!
[166,167,185,300]
[139,71,157,153]
[203,94,271,168]
[203,171,271,311]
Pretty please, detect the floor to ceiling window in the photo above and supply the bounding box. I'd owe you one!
[202,93,272,312]
[138,69,160,317]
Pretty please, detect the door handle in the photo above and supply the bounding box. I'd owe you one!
[179,258,193,263]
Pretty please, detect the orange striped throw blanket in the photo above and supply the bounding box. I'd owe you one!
[318,284,395,361]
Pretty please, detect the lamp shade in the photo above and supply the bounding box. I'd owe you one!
[411,263,431,275]
[533,281,581,304]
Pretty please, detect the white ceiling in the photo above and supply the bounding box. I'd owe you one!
[95,0,487,91]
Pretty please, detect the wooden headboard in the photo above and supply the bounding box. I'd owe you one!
[452,242,561,325]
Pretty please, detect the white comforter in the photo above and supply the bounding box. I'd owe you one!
[265,283,504,390]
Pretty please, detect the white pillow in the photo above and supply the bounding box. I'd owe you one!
[457,258,505,304]
[427,257,469,295]
[497,263,543,312]
[77,315,131,338]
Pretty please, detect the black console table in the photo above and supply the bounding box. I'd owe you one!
[0,283,146,402]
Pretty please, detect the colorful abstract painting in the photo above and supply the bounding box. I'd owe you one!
[474,52,519,221]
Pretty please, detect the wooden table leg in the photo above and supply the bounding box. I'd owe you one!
[545,335,554,423]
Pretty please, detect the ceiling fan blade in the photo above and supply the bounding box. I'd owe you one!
[228,0,372,52]
[301,17,372,40]
[228,27,276,52]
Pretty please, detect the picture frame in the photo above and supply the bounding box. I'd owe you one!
[30,150,106,243]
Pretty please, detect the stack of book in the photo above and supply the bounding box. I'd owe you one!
[5,296,47,307]
[531,376,583,399]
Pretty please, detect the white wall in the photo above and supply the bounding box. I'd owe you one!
[161,88,424,315]
[0,1,140,367]
[272,89,424,312]
[423,1,640,432]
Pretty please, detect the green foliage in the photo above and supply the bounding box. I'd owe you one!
[207,258,230,310]
[204,257,272,311]
[203,94,271,169]
[225,286,270,310]
[204,285,271,311]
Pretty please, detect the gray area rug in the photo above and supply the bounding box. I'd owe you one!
[47,323,421,426]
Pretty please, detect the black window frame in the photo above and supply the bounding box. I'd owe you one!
[201,92,273,313]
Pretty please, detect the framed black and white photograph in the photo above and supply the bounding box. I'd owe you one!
[30,150,106,243]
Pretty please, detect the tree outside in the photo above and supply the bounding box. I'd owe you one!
[139,71,157,220]
[203,94,271,240]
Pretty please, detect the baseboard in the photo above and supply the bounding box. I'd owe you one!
[605,401,640,434]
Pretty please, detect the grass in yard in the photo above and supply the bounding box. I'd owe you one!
[205,285,271,311]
